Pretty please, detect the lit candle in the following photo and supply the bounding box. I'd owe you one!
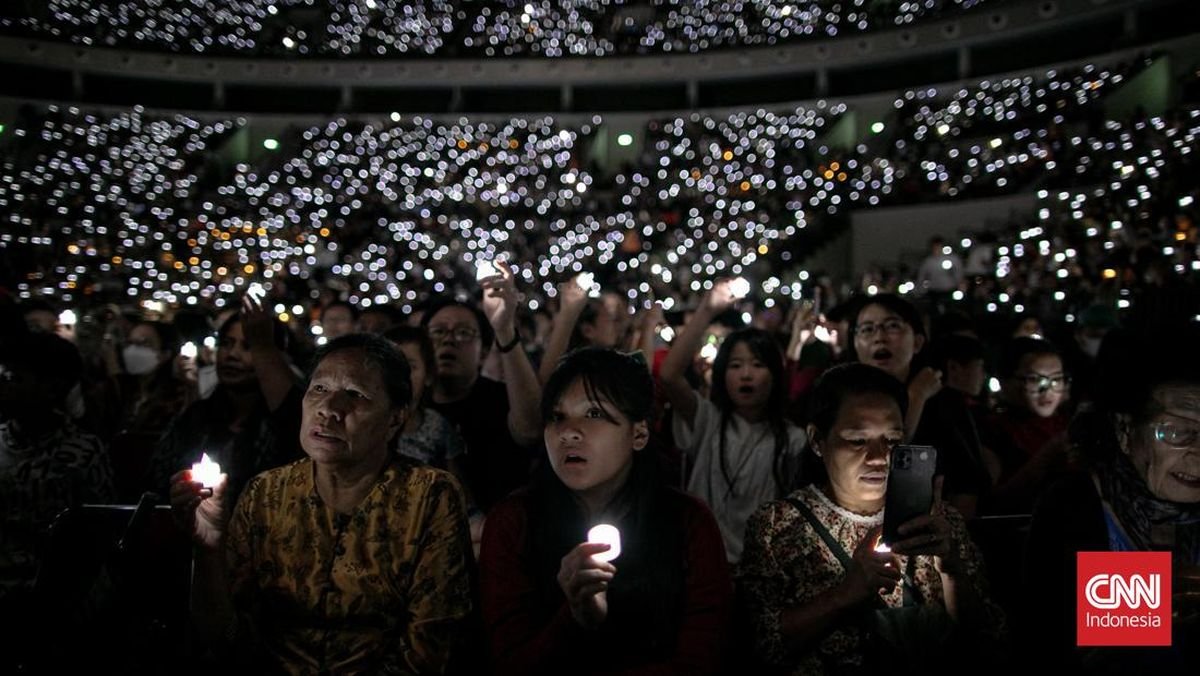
[587,524,621,563]
[730,277,751,300]
[476,260,498,281]
[180,341,198,359]
[191,453,221,493]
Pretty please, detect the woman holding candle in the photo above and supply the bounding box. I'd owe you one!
[171,333,476,674]
[480,348,733,675]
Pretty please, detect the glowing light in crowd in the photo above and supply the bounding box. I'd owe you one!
[587,524,621,562]
[58,310,77,326]
[730,277,751,300]
[191,453,221,490]
[180,342,198,359]
[476,260,499,281]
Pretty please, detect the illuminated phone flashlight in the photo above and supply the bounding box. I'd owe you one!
[58,310,77,326]
[203,335,217,350]
[587,524,622,563]
[475,260,499,281]
[191,453,221,495]
[729,277,751,300]
[248,282,266,303]
[658,325,675,342]
[180,341,198,359]
[699,342,719,363]
[576,272,601,298]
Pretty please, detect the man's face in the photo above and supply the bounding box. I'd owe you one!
[216,321,258,390]
[427,306,483,386]
[321,306,356,339]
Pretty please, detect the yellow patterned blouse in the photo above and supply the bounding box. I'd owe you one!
[225,455,476,675]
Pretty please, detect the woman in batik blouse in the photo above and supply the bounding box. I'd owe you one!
[172,333,476,674]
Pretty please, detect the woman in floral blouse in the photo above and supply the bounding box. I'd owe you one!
[739,363,1005,674]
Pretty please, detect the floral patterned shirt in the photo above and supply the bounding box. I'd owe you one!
[738,484,1004,674]
[225,455,476,675]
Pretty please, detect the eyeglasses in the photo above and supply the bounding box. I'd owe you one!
[1017,373,1071,393]
[428,326,480,344]
[1150,412,1200,449]
[854,318,908,339]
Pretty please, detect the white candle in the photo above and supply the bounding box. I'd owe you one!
[180,342,198,359]
[587,524,621,562]
[476,260,498,281]
[729,277,751,300]
[191,453,221,490]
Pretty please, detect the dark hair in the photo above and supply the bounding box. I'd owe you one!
[321,300,360,322]
[569,298,608,350]
[847,293,927,345]
[541,347,654,425]
[383,325,437,406]
[0,332,83,400]
[134,320,180,355]
[420,297,495,348]
[309,333,412,411]
[530,348,684,659]
[932,334,986,371]
[218,312,289,351]
[361,303,404,327]
[804,363,910,485]
[999,337,1061,379]
[709,328,795,497]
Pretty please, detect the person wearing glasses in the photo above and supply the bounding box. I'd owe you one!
[849,294,990,519]
[419,260,543,521]
[978,337,1073,514]
[1023,327,1200,671]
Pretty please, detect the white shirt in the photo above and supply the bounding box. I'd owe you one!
[673,396,807,562]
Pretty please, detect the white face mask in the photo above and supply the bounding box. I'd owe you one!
[122,345,160,375]
[1080,336,1103,359]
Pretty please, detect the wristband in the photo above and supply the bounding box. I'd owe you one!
[496,329,521,353]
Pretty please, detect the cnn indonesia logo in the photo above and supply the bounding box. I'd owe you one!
[1077,552,1172,646]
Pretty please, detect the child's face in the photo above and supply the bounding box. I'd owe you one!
[545,378,648,510]
[1008,353,1068,418]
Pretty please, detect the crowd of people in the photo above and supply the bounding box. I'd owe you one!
[1,0,989,57]
[2,48,1200,674]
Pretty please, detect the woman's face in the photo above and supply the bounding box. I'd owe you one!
[853,303,923,382]
[1124,384,1200,503]
[723,340,773,416]
[396,341,428,407]
[1007,353,1068,418]
[545,377,648,512]
[301,349,405,470]
[810,391,905,515]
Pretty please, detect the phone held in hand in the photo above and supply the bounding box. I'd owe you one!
[881,444,938,548]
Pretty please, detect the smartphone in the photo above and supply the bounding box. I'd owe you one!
[881,444,938,547]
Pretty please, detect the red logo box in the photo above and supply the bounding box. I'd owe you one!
[1077,551,1172,646]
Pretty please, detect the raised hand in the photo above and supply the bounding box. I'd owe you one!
[701,278,741,316]
[557,541,617,630]
[481,258,519,342]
